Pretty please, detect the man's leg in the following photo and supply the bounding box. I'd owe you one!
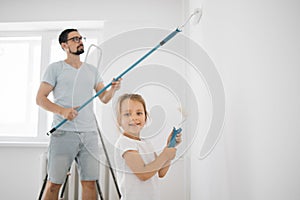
[81,180,97,200]
[42,181,62,200]
[46,131,78,200]
[77,132,100,200]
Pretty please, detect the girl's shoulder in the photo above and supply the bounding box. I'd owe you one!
[116,134,138,145]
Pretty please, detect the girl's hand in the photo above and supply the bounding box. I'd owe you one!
[175,133,182,146]
[167,130,182,147]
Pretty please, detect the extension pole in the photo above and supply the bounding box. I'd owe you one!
[47,28,182,135]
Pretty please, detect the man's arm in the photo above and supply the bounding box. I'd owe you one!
[95,78,121,104]
[36,82,78,120]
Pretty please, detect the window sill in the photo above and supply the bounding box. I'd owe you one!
[0,137,49,148]
[0,141,48,148]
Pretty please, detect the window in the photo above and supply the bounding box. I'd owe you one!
[0,21,103,142]
[0,37,41,137]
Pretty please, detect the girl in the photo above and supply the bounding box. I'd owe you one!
[114,93,182,200]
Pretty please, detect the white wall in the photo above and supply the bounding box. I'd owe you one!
[0,144,48,199]
[188,0,300,199]
[0,0,183,24]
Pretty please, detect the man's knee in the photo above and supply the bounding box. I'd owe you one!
[81,180,96,190]
[47,181,62,192]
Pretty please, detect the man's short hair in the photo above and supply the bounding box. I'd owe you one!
[58,28,78,44]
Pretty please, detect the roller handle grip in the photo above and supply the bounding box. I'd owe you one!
[168,127,182,147]
[46,127,57,136]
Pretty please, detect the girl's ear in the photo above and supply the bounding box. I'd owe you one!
[143,113,152,128]
[117,115,121,127]
[117,116,124,132]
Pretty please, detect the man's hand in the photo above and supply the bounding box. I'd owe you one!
[60,107,79,120]
[111,78,122,91]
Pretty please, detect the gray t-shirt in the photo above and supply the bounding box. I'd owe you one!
[42,61,103,131]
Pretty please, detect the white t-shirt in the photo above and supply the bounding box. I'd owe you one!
[42,61,103,131]
[114,134,160,200]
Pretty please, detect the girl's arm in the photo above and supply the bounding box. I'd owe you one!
[123,147,176,181]
[158,160,171,178]
[158,132,183,178]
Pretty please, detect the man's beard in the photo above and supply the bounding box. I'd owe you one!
[70,45,84,55]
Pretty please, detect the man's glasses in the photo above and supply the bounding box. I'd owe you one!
[66,36,86,43]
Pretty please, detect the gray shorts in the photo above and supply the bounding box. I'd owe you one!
[47,130,100,184]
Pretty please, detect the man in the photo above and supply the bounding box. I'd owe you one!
[36,28,121,200]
